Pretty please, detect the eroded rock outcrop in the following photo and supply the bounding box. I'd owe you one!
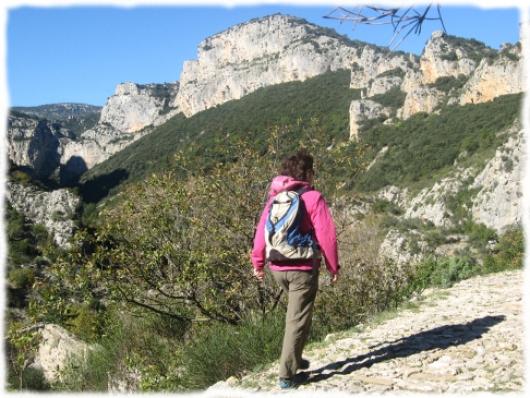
[404,168,475,228]
[470,123,524,233]
[174,14,362,116]
[419,31,483,84]
[7,115,61,178]
[6,181,80,247]
[378,229,431,266]
[32,324,94,384]
[349,99,391,140]
[459,44,523,105]
[99,82,180,133]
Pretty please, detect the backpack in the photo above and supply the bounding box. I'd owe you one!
[265,188,320,263]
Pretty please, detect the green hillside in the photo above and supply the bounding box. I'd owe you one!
[82,70,359,193]
[80,69,521,204]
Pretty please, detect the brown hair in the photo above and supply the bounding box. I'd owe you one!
[279,149,314,182]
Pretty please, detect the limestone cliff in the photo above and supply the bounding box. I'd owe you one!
[174,14,362,116]
[6,181,80,247]
[459,44,523,105]
[7,114,61,179]
[470,123,524,233]
[99,82,180,133]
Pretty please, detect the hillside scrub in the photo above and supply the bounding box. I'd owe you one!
[82,69,360,197]
[357,93,521,191]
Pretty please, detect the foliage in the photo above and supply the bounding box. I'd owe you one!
[6,204,49,268]
[372,198,403,216]
[429,74,468,94]
[180,311,285,390]
[312,212,412,336]
[483,227,524,272]
[8,268,35,290]
[442,34,497,64]
[55,306,187,392]
[400,255,478,296]
[357,93,521,191]
[369,86,407,109]
[82,70,360,199]
[6,320,48,391]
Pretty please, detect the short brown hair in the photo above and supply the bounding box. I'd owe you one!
[279,149,314,182]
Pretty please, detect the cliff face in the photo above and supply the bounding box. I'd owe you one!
[7,115,61,179]
[350,30,523,131]
[99,82,180,133]
[8,82,180,180]
[6,181,80,247]
[460,44,524,105]
[174,14,361,116]
[470,123,524,233]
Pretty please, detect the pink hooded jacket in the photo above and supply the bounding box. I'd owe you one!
[251,175,339,275]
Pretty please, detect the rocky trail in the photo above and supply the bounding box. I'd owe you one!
[208,270,524,395]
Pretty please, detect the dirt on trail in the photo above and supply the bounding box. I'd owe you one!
[207,269,524,396]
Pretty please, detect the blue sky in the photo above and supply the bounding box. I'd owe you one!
[8,5,520,107]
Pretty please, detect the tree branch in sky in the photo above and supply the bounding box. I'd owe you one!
[324,4,447,49]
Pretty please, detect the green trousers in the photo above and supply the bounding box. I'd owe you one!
[272,268,319,379]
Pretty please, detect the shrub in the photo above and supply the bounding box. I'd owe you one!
[370,86,407,109]
[401,255,479,295]
[483,227,524,272]
[8,268,35,290]
[180,311,284,389]
[357,93,521,191]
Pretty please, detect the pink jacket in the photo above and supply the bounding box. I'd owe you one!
[251,175,339,275]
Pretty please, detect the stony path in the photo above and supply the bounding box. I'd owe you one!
[207,270,524,395]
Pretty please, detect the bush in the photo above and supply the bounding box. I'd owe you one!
[312,211,412,336]
[180,311,284,389]
[401,255,479,295]
[483,227,524,272]
[56,306,188,392]
[357,93,521,191]
[8,268,35,290]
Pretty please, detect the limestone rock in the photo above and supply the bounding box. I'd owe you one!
[174,14,362,116]
[398,85,445,119]
[377,185,409,208]
[6,181,79,247]
[60,124,143,172]
[33,324,93,384]
[7,114,61,178]
[459,45,523,105]
[350,47,416,90]
[470,124,523,233]
[404,168,474,228]
[99,82,180,133]
[367,75,403,96]
[420,31,483,84]
[379,229,430,266]
[349,99,391,140]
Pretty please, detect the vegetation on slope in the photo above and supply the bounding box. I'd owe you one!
[6,64,524,392]
[356,93,521,192]
[82,69,360,196]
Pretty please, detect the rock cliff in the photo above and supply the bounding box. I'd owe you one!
[99,82,180,133]
[7,114,61,179]
[470,123,524,233]
[6,181,80,247]
[174,14,362,116]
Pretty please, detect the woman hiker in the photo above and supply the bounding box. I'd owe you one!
[251,149,340,389]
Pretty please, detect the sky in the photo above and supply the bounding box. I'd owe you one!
[7,5,521,107]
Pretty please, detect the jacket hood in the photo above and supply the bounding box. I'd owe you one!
[269,175,311,197]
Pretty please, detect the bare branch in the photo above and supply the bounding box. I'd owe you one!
[324,3,447,50]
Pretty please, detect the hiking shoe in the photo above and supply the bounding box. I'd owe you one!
[299,358,310,370]
[278,377,296,389]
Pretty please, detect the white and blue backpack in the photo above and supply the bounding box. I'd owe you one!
[265,188,321,263]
